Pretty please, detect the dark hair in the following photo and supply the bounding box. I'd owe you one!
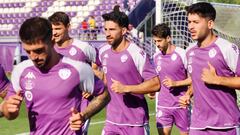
[102,7,129,28]
[186,2,216,21]
[48,11,70,27]
[19,17,52,44]
[152,23,171,38]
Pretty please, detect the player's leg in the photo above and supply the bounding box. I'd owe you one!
[156,108,174,135]
[173,108,190,135]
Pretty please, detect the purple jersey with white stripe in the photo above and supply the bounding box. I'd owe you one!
[7,57,97,135]
[186,37,240,129]
[99,42,158,126]
[54,39,100,66]
[0,64,9,93]
[153,47,188,108]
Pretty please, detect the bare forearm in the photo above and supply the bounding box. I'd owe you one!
[125,76,160,94]
[174,77,192,87]
[214,76,240,89]
[81,89,110,120]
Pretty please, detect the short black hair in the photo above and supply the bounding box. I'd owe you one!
[186,2,216,21]
[152,23,171,38]
[19,17,52,45]
[48,11,70,27]
[102,8,129,28]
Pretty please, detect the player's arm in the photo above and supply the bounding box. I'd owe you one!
[162,76,191,88]
[179,85,193,108]
[2,91,23,120]
[111,76,160,94]
[201,62,240,89]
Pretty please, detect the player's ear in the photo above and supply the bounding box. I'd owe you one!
[166,36,171,43]
[208,20,214,29]
[122,27,128,35]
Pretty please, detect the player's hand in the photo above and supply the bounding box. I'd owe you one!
[82,91,91,99]
[147,93,156,99]
[4,91,23,113]
[179,94,190,108]
[201,62,219,85]
[111,78,127,94]
[69,107,85,131]
[162,76,176,88]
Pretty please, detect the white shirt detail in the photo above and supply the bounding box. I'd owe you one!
[58,68,71,80]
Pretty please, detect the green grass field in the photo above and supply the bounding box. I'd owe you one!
[0,98,180,135]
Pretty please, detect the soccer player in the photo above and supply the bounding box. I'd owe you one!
[48,12,101,135]
[0,64,11,118]
[1,17,110,134]
[99,8,160,135]
[151,23,191,135]
[186,2,240,135]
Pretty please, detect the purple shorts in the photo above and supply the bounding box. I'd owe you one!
[156,107,190,132]
[189,127,240,135]
[102,122,150,135]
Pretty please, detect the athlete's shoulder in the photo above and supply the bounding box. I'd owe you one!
[14,59,34,71]
[71,38,92,49]
[186,42,197,53]
[127,42,147,57]
[98,43,111,54]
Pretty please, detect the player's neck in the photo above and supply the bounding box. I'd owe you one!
[57,37,72,48]
[198,32,217,48]
[41,50,62,73]
[113,38,129,52]
[165,44,176,55]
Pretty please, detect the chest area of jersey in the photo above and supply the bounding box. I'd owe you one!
[57,46,86,61]
[155,53,184,74]
[20,68,80,101]
[101,52,136,74]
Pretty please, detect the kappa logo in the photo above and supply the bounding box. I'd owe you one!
[58,68,71,80]
[25,72,36,79]
[103,53,109,58]
[69,47,77,56]
[189,51,195,56]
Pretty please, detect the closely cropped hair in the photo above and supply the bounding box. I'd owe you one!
[19,17,52,44]
[48,11,70,27]
[102,8,129,28]
[186,2,216,21]
[152,23,171,38]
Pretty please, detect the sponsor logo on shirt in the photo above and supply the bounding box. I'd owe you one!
[69,47,77,56]
[121,54,128,63]
[156,65,161,72]
[209,48,217,58]
[58,68,71,80]
[188,65,192,74]
[25,91,33,101]
[171,53,177,61]
[25,72,36,79]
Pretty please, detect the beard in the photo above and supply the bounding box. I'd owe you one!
[111,36,123,50]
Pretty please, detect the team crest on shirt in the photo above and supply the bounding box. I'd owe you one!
[69,47,77,56]
[58,68,71,80]
[171,53,177,61]
[156,110,163,117]
[121,55,128,63]
[25,91,33,101]
[208,48,217,58]
[24,80,35,90]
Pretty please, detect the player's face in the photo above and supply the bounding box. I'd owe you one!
[104,21,127,48]
[152,36,170,53]
[52,23,69,43]
[188,13,214,41]
[23,41,51,69]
